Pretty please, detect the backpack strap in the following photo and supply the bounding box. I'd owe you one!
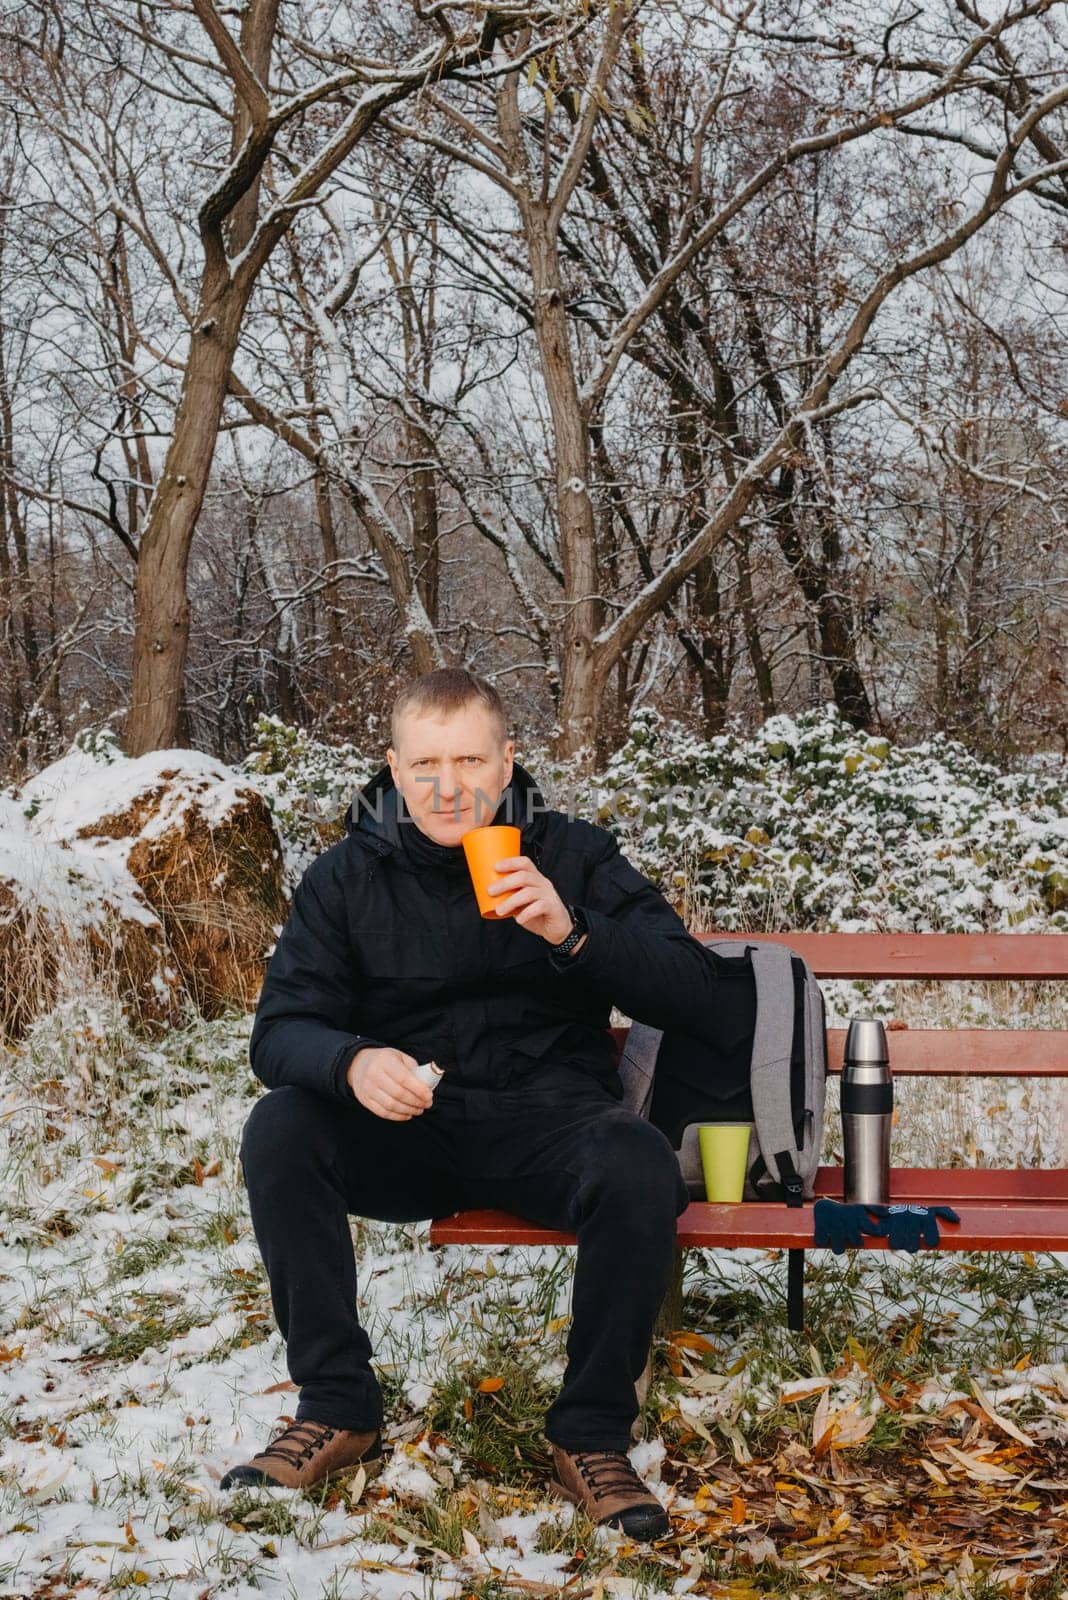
[713,940,806,1208]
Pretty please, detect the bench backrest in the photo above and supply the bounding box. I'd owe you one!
[609,932,1068,1078]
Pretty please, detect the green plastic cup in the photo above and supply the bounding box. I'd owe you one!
[698,1124,751,1203]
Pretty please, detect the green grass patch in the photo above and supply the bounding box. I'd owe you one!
[426,1340,558,1482]
[87,1292,205,1362]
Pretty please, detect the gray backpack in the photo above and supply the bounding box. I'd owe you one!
[618,939,827,1206]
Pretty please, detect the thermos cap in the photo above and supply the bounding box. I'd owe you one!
[844,1016,889,1065]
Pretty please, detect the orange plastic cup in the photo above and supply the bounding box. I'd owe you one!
[462,824,521,918]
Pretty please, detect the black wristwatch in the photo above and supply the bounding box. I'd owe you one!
[550,904,587,957]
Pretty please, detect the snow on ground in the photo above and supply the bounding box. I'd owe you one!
[1,720,1067,1595]
[0,1011,1065,1597]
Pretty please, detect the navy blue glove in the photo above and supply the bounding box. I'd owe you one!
[863,1203,961,1252]
[813,1199,888,1255]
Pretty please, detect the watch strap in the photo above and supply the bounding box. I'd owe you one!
[551,905,584,956]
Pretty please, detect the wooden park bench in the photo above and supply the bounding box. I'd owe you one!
[429,933,1068,1333]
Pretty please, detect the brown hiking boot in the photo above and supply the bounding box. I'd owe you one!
[549,1444,669,1541]
[219,1417,383,1492]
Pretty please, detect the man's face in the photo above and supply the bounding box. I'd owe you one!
[387,702,515,844]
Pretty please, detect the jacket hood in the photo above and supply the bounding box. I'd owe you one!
[344,759,551,864]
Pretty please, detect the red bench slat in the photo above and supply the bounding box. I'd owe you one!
[826,1027,1068,1076]
[673,1201,1068,1252]
[609,1025,1068,1076]
[813,1166,1068,1201]
[703,931,1068,980]
[429,1189,1068,1253]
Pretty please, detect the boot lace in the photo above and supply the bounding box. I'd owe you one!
[258,1419,337,1471]
[572,1450,650,1503]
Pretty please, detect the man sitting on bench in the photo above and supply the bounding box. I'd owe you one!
[221,667,721,1540]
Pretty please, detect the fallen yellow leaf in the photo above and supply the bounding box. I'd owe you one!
[900,1321,923,1356]
[942,1443,1018,1482]
[671,1330,718,1355]
[971,1380,1036,1447]
[845,1336,870,1371]
[781,1380,831,1405]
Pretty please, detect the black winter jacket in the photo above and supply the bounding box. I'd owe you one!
[249,760,723,1100]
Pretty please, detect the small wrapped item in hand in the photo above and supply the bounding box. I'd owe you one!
[412,1060,444,1093]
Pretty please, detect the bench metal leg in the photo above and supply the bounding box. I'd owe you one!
[787,1248,805,1332]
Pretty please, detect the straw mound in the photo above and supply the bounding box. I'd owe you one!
[17,748,288,1023]
[0,879,55,1039]
[104,788,286,1018]
[0,814,186,1039]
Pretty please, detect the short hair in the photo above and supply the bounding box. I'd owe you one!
[390,668,510,752]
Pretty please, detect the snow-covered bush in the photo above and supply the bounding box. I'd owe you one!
[568,705,1068,934]
[239,713,378,885]
[234,704,1067,933]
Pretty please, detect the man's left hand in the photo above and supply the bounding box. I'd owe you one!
[488,856,573,945]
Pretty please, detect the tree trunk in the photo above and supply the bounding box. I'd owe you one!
[126,285,245,753]
[312,467,344,650]
[691,554,730,734]
[768,479,874,729]
[733,527,776,718]
[0,317,39,692]
[125,0,280,755]
[493,53,614,771]
[301,320,344,655]
[407,417,440,627]
[524,226,606,766]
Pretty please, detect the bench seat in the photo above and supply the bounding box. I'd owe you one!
[426,933,1068,1328]
[429,1164,1068,1252]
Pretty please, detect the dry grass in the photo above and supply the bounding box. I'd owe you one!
[2,763,289,1045]
[81,783,287,1019]
[0,869,186,1043]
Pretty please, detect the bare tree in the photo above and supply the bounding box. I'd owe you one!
[2,0,1065,771]
[2,0,575,753]
[388,0,1068,765]
[875,258,1067,751]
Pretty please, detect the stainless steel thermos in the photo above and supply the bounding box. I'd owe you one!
[841,1018,893,1204]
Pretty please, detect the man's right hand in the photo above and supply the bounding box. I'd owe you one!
[346,1046,434,1121]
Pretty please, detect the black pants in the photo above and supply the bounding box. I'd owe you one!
[237,1065,689,1453]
